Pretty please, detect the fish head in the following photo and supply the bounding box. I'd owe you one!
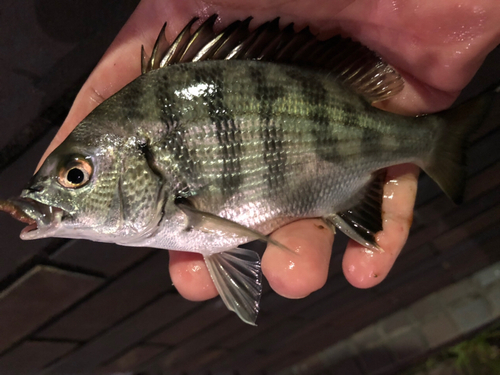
[14,125,165,243]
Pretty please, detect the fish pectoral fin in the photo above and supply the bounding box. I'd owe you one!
[175,198,263,240]
[204,248,262,325]
[175,197,292,253]
[326,171,385,252]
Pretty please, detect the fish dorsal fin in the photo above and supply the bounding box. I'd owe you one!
[142,15,404,102]
[326,170,386,251]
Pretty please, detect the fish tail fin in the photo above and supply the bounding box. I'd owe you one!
[423,86,497,204]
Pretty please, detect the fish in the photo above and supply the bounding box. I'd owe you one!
[0,15,495,325]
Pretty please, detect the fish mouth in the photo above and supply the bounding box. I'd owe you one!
[0,197,66,240]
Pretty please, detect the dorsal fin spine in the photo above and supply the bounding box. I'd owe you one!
[144,15,404,103]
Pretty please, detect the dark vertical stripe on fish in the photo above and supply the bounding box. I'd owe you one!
[193,65,243,197]
[120,74,147,123]
[249,66,287,192]
[284,69,339,163]
[340,102,382,155]
[153,70,197,192]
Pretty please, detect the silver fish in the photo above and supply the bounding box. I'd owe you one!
[0,15,495,324]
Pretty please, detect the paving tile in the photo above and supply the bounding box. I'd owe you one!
[151,320,244,372]
[326,358,363,375]
[224,294,392,375]
[0,265,102,353]
[403,221,445,252]
[205,318,308,374]
[464,162,500,200]
[486,282,500,315]
[357,346,394,374]
[261,291,374,359]
[296,281,367,321]
[180,348,228,372]
[445,245,492,282]
[414,162,500,230]
[386,327,428,362]
[448,295,493,333]
[0,340,76,374]
[472,261,500,287]
[276,355,324,375]
[390,244,436,278]
[247,317,307,354]
[0,213,49,280]
[102,344,166,372]
[439,279,477,305]
[427,361,458,375]
[421,313,460,348]
[51,240,153,276]
[433,204,500,251]
[148,300,230,345]
[409,186,500,253]
[208,310,262,350]
[381,310,413,336]
[375,258,450,302]
[41,294,198,374]
[351,325,382,351]
[410,294,445,323]
[481,233,500,261]
[37,251,171,341]
[318,340,352,367]
[413,194,454,229]
[215,275,351,352]
[244,349,309,375]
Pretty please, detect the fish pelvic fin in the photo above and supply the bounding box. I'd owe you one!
[423,88,497,204]
[142,15,404,102]
[325,171,386,252]
[204,248,262,325]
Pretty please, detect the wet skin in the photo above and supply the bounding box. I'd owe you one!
[38,0,500,301]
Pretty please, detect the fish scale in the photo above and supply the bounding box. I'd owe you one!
[1,16,494,325]
[133,61,427,216]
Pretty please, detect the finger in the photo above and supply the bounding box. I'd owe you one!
[263,218,334,299]
[342,164,419,288]
[168,250,218,301]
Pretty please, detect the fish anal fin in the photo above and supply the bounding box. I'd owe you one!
[326,171,386,251]
[144,15,404,102]
[204,248,262,325]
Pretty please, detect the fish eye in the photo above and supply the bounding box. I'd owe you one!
[58,157,93,189]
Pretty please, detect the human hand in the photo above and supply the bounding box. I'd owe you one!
[39,0,500,300]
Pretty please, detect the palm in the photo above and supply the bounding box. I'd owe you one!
[40,0,500,300]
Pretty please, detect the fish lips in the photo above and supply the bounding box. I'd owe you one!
[0,197,66,240]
